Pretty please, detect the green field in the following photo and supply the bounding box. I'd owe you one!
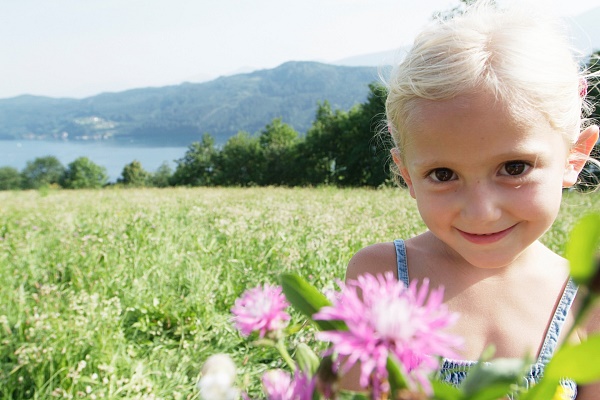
[0,187,597,399]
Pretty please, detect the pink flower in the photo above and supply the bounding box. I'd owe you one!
[262,370,293,400]
[231,284,290,338]
[313,272,462,395]
[262,369,316,400]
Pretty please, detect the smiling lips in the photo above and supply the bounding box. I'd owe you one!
[456,225,516,244]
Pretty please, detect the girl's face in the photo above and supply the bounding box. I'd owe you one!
[394,91,574,269]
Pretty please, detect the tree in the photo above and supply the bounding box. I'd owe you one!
[433,0,495,20]
[300,101,346,185]
[587,51,600,122]
[579,51,600,190]
[170,133,217,186]
[60,157,108,189]
[0,167,22,190]
[259,118,299,150]
[337,83,390,187]
[151,162,173,188]
[118,160,150,187]
[21,156,65,189]
[214,131,263,186]
[258,118,300,185]
[298,83,389,187]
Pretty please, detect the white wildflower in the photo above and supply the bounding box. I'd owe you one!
[197,354,239,400]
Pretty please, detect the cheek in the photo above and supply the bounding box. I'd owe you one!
[414,193,452,224]
[514,181,563,219]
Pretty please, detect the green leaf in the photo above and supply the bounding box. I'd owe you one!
[386,355,409,395]
[544,334,600,384]
[478,345,496,362]
[466,384,519,400]
[518,378,561,400]
[279,273,346,331]
[565,213,600,286]
[459,358,527,398]
[295,342,320,375]
[431,380,463,400]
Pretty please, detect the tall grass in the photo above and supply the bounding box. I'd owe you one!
[0,187,597,399]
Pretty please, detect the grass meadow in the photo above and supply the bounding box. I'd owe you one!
[0,187,598,399]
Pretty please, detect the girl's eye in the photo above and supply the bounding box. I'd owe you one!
[500,161,530,176]
[429,168,456,182]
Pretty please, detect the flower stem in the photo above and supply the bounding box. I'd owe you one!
[275,339,297,372]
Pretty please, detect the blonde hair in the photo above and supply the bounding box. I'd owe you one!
[385,1,595,184]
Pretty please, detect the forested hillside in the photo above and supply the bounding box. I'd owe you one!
[0,62,378,146]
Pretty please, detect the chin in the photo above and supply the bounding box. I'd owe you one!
[458,247,529,270]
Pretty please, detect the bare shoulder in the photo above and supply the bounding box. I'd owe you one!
[345,242,397,282]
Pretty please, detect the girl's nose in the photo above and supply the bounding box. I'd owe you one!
[460,181,502,222]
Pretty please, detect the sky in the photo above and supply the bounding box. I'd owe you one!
[1,0,600,99]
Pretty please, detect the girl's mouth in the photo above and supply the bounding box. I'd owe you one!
[456,225,516,244]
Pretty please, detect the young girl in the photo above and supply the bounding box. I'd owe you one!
[344,1,599,398]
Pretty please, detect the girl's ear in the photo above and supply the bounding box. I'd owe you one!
[563,125,599,187]
[391,148,416,198]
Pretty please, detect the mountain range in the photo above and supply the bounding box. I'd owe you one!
[0,62,379,146]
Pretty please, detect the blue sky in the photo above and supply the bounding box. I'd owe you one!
[1,0,599,99]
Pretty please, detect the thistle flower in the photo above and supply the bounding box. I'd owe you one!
[262,368,316,400]
[313,272,462,395]
[231,284,290,338]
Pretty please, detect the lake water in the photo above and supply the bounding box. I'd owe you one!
[0,140,189,183]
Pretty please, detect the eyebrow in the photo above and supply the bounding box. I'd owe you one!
[410,147,549,171]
